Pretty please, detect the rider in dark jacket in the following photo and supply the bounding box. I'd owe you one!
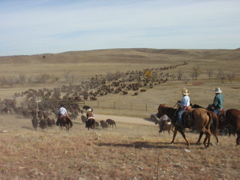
[210,87,224,115]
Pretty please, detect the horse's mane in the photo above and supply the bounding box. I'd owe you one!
[158,104,177,111]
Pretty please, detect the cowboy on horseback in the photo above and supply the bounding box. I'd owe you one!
[86,108,95,129]
[56,104,71,126]
[209,87,224,115]
[177,88,190,126]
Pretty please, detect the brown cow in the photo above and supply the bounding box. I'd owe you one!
[32,117,39,130]
[100,120,108,129]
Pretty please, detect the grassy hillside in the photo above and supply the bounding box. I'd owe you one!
[0,48,239,117]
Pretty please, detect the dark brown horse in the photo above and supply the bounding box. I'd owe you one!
[157,104,215,148]
[57,117,73,131]
[223,109,240,145]
[157,104,189,146]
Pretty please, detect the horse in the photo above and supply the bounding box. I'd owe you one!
[57,117,73,131]
[184,104,219,144]
[190,108,213,148]
[222,109,240,145]
[195,110,219,145]
[157,104,215,148]
[157,104,189,146]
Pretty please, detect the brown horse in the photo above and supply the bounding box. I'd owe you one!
[195,110,219,145]
[57,117,73,131]
[157,104,214,148]
[191,108,212,148]
[223,109,240,145]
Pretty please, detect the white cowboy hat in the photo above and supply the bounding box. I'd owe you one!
[182,88,189,95]
[213,87,222,93]
[87,108,92,112]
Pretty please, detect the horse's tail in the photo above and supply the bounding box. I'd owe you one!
[208,111,219,135]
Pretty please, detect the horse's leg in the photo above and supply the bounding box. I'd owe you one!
[236,132,240,145]
[213,133,219,144]
[170,127,178,144]
[203,134,208,148]
[177,126,189,147]
[204,133,211,148]
[196,132,203,145]
[211,122,219,144]
[202,128,211,148]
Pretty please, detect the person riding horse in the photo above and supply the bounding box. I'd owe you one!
[56,104,71,126]
[208,87,224,117]
[177,88,191,126]
[86,108,95,129]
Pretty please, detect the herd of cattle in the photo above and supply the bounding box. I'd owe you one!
[30,110,117,131]
[0,62,188,132]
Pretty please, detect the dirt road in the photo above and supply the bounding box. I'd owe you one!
[95,114,155,126]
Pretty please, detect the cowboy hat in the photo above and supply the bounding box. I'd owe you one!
[182,88,189,95]
[213,87,222,93]
[87,108,92,112]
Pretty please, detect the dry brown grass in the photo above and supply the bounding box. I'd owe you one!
[0,114,239,180]
[0,48,240,179]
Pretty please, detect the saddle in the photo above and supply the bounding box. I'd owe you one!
[217,109,225,121]
[183,106,194,128]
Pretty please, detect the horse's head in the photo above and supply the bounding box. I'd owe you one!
[157,104,168,118]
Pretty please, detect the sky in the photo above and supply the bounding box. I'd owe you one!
[0,0,240,56]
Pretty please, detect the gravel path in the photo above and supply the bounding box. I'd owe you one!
[95,114,155,126]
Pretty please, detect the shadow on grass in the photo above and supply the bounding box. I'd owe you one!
[22,126,35,131]
[98,141,188,149]
[143,118,155,123]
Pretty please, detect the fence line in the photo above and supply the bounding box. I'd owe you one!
[82,100,157,112]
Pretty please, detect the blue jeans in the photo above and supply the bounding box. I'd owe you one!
[178,109,185,125]
[211,108,221,125]
[213,108,221,115]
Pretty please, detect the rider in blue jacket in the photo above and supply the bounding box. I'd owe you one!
[177,88,190,126]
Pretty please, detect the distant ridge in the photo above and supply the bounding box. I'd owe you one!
[0,48,239,65]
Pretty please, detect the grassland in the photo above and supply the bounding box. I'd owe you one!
[0,48,239,179]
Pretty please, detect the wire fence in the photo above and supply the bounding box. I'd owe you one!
[82,100,157,112]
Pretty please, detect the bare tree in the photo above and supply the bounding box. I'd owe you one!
[227,72,236,83]
[216,68,226,83]
[192,66,200,80]
[206,68,213,80]
[64,71,79,85]
[190,72,194,80]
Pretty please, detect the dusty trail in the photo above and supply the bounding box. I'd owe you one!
[94,114,155,126]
